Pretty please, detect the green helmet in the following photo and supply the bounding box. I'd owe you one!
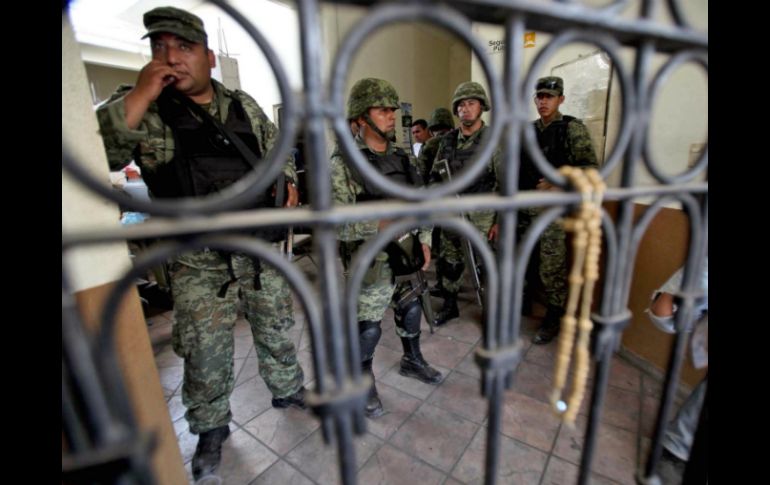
[428,107,454,131]
[346,78,400,120]
[451,81,491,114]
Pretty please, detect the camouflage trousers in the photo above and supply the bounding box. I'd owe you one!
[437,210,496,294]
[170,252,304,434]
[517,207,567,308]
[342,242,420,339]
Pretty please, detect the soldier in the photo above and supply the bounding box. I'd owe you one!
[331,78,443,418]
[429,82,501,326]
[519,76,599,344]
[95,7,306,480]
[417,107,455,183]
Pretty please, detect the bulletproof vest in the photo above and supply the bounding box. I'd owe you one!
[519,116,576,190]
[345,146,425,276]
[150,88,284,242]
[150,89,264,198]
[437,128,496,194]
[347,147,421,201]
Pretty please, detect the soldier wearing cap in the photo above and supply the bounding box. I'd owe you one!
[427,82,502,326]
[331,77,443,418]
[95,6,306,480]
[520,76,599,344]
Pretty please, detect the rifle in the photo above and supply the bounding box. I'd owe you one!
[434,159,484,306]
[394,270,436,334]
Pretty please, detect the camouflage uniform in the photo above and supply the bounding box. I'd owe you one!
[520,76,598,344]
[428,83,500,324]
[331,136,432,327]
[430,124,500,295]
[518,111,598,309]
[416,107,455,183]
[97,78,304,434]
[334,77,442,418]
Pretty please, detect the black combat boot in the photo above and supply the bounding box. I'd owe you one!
[399,333,443,384]
[192,425,231,480]
[429,283,448,299]
[532,304,565,344]
[362,358,384,418]
[434,293,459,326]
[272,386,307,409]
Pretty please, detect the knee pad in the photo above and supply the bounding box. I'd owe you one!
[358,320,382,360]
[437,259,465,281]
[395,299,422,335]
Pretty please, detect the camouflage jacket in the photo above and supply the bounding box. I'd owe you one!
[534,112,598,169]
[416,135,441,184]
[96,79,295,270]
[330,135,431,246]
[96,79,296,183]
[428,123,501,190]
[520,112,598,190]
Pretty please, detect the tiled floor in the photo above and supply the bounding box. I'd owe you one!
[147,258,679,484]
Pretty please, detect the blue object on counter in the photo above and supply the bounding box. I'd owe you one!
[121,212,149,225]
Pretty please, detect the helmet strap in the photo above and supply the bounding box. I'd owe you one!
[364,113,395,143]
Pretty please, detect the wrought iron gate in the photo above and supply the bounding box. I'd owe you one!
[62,0,707,483]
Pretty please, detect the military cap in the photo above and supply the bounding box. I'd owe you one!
[142,6,208,44]
[536,76,564,96]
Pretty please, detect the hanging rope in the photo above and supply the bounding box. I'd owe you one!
[549,167,605,426]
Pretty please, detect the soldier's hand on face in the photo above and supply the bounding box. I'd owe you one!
[421,243,431,271]
[133,60,179,103]
[123,60,179,129]
[488,223,500,242]
[284,182,299,208]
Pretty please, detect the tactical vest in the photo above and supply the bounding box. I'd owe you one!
[519,116,576,190]
[347,147,422,201]
[436,128,496,194]
[345,147,426,276]
[149,90,261,197]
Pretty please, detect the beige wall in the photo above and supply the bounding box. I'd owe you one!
[63,13,187,484]
[62,15,132,293]
[321,4,470,149]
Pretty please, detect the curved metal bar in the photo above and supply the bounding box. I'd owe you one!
[95,235,327,396]
[624,193,702,305]
[521,28,635,185]
[643,50,708,184]
[592,204,620,323]
[510,205,566,338]
[61,0,297,217]
[346,216,499,348]
[329,3,505,201]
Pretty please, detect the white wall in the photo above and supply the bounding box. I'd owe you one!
[193,0,303,122]
[62,14,132,293]
[70,0,303,123]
